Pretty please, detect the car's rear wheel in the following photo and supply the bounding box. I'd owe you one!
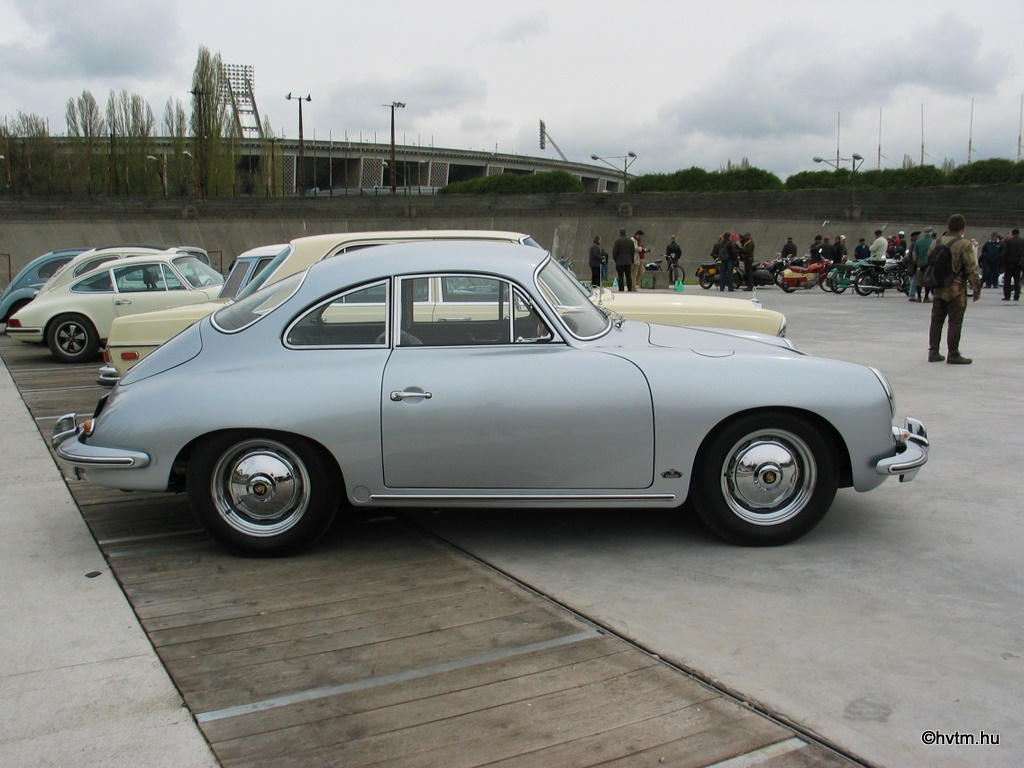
[47,314,100,363]
[692,412,837,545]
[187,431,340,556]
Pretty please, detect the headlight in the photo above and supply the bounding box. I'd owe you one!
[870,366,896,418]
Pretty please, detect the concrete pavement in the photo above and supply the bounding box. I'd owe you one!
[0,360,218,767]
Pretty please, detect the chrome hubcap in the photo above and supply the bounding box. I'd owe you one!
[722,430,815,526]
[212,440,310,537]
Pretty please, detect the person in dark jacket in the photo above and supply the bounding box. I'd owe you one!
[588,235,606,289]
[780,237,798,259]
[719,232,739,291]
[611,228,635,292]
[739,232,755,290]
[1001,228,1024,301]
[978,232,1002,289]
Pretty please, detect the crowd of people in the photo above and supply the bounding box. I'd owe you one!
[586,216,1022,366]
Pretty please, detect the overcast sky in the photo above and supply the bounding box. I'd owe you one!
[2,0,1022,180]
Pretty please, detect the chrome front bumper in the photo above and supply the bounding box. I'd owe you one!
[875,417,929,481]
[51,413,150,470]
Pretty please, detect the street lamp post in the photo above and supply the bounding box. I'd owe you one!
[814,153,865,217]
[591,152,637,197]
[383,101,406,195]
[813,153,864,172]
[146,154,167,196]
[286,92,312,196]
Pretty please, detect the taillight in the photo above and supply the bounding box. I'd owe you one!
[7,318,21,328]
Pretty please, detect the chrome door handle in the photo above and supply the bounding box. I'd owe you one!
[114,299,132,305]
[390,390,432,401]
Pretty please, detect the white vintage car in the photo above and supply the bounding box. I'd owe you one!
[53,240,926,556]
[6,252,224,362]
[98,231,785,386]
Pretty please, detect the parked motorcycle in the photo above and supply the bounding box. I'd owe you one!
[778,258,831,292]
[697,260,731,289]
[853,258,909,296]
[749,256,785,287]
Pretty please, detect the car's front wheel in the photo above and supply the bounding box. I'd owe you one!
[692,413,837,545]
[187,431,340,555]
[47,314,100,363]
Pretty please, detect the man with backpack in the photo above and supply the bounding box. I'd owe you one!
[927,214,982,364]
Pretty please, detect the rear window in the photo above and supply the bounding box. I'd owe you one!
[213,271,304,332]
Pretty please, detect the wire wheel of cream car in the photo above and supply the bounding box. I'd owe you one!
[47,313,100,363]
[692,413,838,545]
[187,431,341,555]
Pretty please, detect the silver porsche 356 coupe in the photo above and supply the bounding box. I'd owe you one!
[53,241,928,556]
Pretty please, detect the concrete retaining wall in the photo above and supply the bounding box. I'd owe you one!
[2,187,1021,285]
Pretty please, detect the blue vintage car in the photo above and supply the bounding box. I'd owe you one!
[53,241,928,556]
[0,248,87,322]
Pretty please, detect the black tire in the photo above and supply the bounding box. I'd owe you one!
[698,270,714,290]
[187,431,341,556]
[833,278,849,295]
[47,314,100,363]
[853,271,877,297]
[780,279,796,293]
[819,272,832,291]
[691,412,838,546]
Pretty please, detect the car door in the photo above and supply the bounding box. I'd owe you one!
[380,275,655,490]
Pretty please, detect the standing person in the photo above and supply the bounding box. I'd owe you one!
[631,230,650,290]
[928,214,981,364]
[719,233,739,291]
[979,232,1003,289]
[854,238,870,260]
[588,235,606,289]
[869,229,888,261]
[833,235,848,263]
[780,237,798,259]
[903,231,920,300]
[819,236,836,264]
[909,228,934,302]
[808,235,824,263]
[1001,228,1024,301]
[739,232,755,290]
[611,228,635,292]
[664,234,683,282]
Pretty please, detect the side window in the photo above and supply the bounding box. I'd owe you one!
[114,264,163,292]
[399,275,551,346]
[76,255,119,276]
[38,257,73,279]
[160,264,186,290]
[285,281,389,348]
[72,271,114,293]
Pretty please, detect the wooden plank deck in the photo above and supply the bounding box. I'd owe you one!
[1,334,862,767]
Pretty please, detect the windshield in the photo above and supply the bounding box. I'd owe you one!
[536,259,609,339]
[213,271,304,332]
[172,256,225,289]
